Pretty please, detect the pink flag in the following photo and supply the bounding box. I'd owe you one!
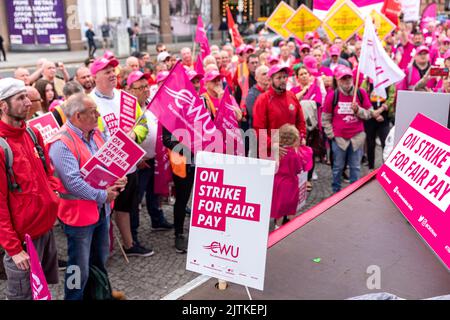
[420,3,437,31]
[25,234,52,300]
[194,55,206,95]
[215,88,245,156]
[154,123,171,196]
[148,61,218,154]
[195,16,211,59]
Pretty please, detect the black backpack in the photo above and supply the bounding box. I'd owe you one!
[83,265,114,300]
[0,127,48,192]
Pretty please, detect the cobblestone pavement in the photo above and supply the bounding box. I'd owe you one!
[0,148,381,300]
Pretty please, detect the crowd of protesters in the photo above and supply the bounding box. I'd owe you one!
[0,15,450,300]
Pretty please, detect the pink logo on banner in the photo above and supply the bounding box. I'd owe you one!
[27,113,60,145]
[84,165,119,189]
[119,91,137,134]
[81,129,146,178]
[215,88,245,156]
[25,234,51,300]
[148,62,218,154]
[192,167,260,231]
[377,113,450,270]
[103,112,119,136]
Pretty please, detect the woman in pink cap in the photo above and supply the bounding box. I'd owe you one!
[399,45,433,90]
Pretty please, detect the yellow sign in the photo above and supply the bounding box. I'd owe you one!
[283,5,322,41]
[358,10,396,40]
[265,1,295,39]
[324,1,364,42]
[320,0,351,42]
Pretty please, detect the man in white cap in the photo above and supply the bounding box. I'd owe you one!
[0,78,61,299]
[157,51,173,70]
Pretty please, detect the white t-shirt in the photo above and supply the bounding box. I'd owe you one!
[90,88,122,141]
[90,87,138,174]
[139,110,158,159]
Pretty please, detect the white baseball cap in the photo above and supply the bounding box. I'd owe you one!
[157,51,171,62]
[0,78,27,101]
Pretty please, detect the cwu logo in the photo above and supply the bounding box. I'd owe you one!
[203,241,240,258]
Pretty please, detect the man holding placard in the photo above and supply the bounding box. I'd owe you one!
[89,57,152,258]
[48,93,127,299]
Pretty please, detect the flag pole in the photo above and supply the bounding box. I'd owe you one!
[352,62,361,105]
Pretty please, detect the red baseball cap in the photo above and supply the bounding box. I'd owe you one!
[127,71,151,87]
[268,64,290,78]
[90,57,119,76]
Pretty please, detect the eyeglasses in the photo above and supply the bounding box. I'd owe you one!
[131,85,149,91]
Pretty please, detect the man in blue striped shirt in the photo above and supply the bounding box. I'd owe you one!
[49,93,126,300]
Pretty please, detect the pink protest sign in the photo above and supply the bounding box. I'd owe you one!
[25,234,51,300]
[119,91,137,133]
[377,113,450,270]
[191,167,261,232]
[27,113,60,145]
[103,112,119,136]
[84,165,119,189]
[81,129,146,178]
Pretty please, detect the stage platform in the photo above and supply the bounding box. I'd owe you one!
[181,178,450,300]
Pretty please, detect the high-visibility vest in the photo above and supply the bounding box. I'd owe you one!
[48,125,105,227]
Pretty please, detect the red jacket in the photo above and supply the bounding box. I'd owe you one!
[0,121,61,256]
[252,87,307,157]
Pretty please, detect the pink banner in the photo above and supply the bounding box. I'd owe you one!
[81,129,146,178]
[148,61,218,154]
[215,88,245,156]
[377,113,450,270]
[154,123,172,196]
[27,113,60,145]
[119,91,137,134]
[25,234,51,300]
[420,3,437,31]
[84,165,119,189]
[195,16,211,59]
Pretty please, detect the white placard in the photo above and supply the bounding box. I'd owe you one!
[394,91,450,146]
[186,151,276,291]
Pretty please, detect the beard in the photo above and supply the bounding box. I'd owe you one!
[273,83,286,93]
[6,104,27,121]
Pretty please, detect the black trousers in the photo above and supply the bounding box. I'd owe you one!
[173,165,195,236]
[88,41,96,57]
[0,44,6,61]
[364,118,390,170]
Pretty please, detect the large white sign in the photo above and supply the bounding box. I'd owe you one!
[186,151,275,290]
[400,0,420,22]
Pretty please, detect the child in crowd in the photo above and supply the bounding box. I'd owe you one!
[271,124,312,229]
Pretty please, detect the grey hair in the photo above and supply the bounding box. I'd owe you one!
[62,81,83,98]
[63,93,91,118]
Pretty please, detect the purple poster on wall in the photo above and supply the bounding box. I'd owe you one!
[6,0,68,49]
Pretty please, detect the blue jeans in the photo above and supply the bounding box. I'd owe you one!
[130,159,166,242]
[331,140,363,193]
[63,209,110,300]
